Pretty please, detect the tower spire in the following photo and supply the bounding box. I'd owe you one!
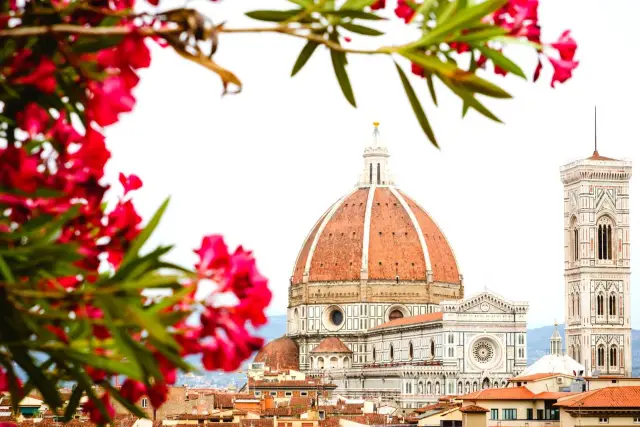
[550,320,562,356]
[357,122,394,187]
[594,105,598,155]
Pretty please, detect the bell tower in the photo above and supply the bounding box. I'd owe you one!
[560,146,632,376]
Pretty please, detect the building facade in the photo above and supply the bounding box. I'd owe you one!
[560,150,633,376]
[255,124,529,410]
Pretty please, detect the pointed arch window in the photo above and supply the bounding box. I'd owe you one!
[409,342,414,360]
[574,228,579,260]
[570,217,579,261]
[609,293,617,316]
[369,163,373,185]
[376,163,381,185]
[597,294,605,316]
[597,346,605,367]
[430,339,435,358]
[597,217,614,260]
[610,346,618,367]
[389,343,394,361]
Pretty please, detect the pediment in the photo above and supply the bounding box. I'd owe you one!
[456,291,516,313]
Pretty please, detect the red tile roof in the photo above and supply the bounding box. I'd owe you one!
[253,337,299,371]
[290,396,313,407]
[311,337,352,354]
[535,392,576,400]
[413,402,458,414]
[458,387,536,400]
[554,387,640,408]
[248,379,336,389]
[241,419,274,427]
[587,151,617,161]
[460,405,489,413]
[372,312,443,330]
[263,407,307,417]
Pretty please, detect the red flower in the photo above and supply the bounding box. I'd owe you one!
[16,103,49,138]
[533,58,543,82]
[47,114,82,147]
[106,200,142,241]
[120,379,146,403]
[494,65,508,76]
[84,393,115,424]
[411,62,425,78]
[87,77,135,127]
[551,30,577,61]
[194,235,231,275]
[344,37,352,43]
[0,368,8,392]
[119,173,143,195]
[44,325,69,344]
[84,305,111,340]
[13,58,57,93]
[370,0,385,9]
[394,0,415,23]
[147,381,169,408]
[549,57,578,88]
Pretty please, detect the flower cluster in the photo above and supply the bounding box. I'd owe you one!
[385,0,578,87]
[1,0,271,423]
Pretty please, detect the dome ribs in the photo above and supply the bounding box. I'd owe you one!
[292,211,327,285]
[308,188,369,282]
[368,188,427,280]
[400,191,461,284]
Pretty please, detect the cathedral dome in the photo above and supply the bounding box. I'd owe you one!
[253,336,299,371]
[291,186,460,285]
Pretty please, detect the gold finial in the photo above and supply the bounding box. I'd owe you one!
[373,121,380,128]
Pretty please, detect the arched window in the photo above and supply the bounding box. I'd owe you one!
[493,381,499,389]
[610,346,618,368]
[430,340,435,358]
[609,293,617,316]
[330,357,338,369]
[597,217,614,260]
[418,382,424,395]
[448,347,454,358]
[409,342,414,360]
[389,310,404,320]
[573,228,579,261]
[343,357,350,368]
[597,294,604,316]
[457,381,462,394]
[448,333,454,344]
[426,382,432,394]
[576,346,581,364]
[390,343,394,361]
[372,346,376,362]
[369,163,373,185]
[465,382,470,393]
[597,346,605,367]
[482,378,490,390]
[376,163,381,185]
[473,382,478,392]
[318,357,325,369]
[435,382,440,395]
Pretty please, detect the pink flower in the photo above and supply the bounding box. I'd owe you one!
[549,57,578,88]
[0,145,40,193]
[551,30,578,61]
[16,103,49,138]
[87,77,135,127]
[120,379,146,404]
[47,114,82,147]
[119,173,143,195]
[84,393,115,424]
[344,37,352,43]
[194,235,231,275]
[147,381,169,408]
[13,58,57,93]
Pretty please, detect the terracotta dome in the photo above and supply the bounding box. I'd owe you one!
[253,336,299,371]
[291,186,460,285]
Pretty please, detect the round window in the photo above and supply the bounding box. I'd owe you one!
[330,309,344,326]
[472,340,495,364]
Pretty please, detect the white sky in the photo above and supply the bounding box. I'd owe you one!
[104,0,640,328]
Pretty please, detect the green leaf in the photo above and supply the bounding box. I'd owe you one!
[330,35,356,107]
[72,36,124,54]
[452,26,507,43]
[0,255,16,284]
[437,0,459,24]
[63,384,84,422]
[69,364,111,423]
[147,284,196,314]
[474,45,526,78]
[412,0,507,47]
[120,198,169,269]
[341,0,376,9]
[394,62,438,147]
[245,9,303,22]
[323,9,385,20]
[63,349,146,381]
[400,51,511,98]
[340,22,384,36]
[287,0,313,7]
[411,0,437,23]
[291,41,320,76]
[126,305,178,349]
[425,72,438,106]
[438,75,502,122]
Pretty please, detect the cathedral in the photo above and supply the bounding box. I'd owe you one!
[253,124,633,409]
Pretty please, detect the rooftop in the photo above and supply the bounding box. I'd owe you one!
[555,386,640,409]
[371,312,443,330]
[460,405,489,414]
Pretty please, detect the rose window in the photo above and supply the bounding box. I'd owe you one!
[473,341,495,364]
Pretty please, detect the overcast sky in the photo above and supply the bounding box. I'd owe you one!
[104,0,640,328]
